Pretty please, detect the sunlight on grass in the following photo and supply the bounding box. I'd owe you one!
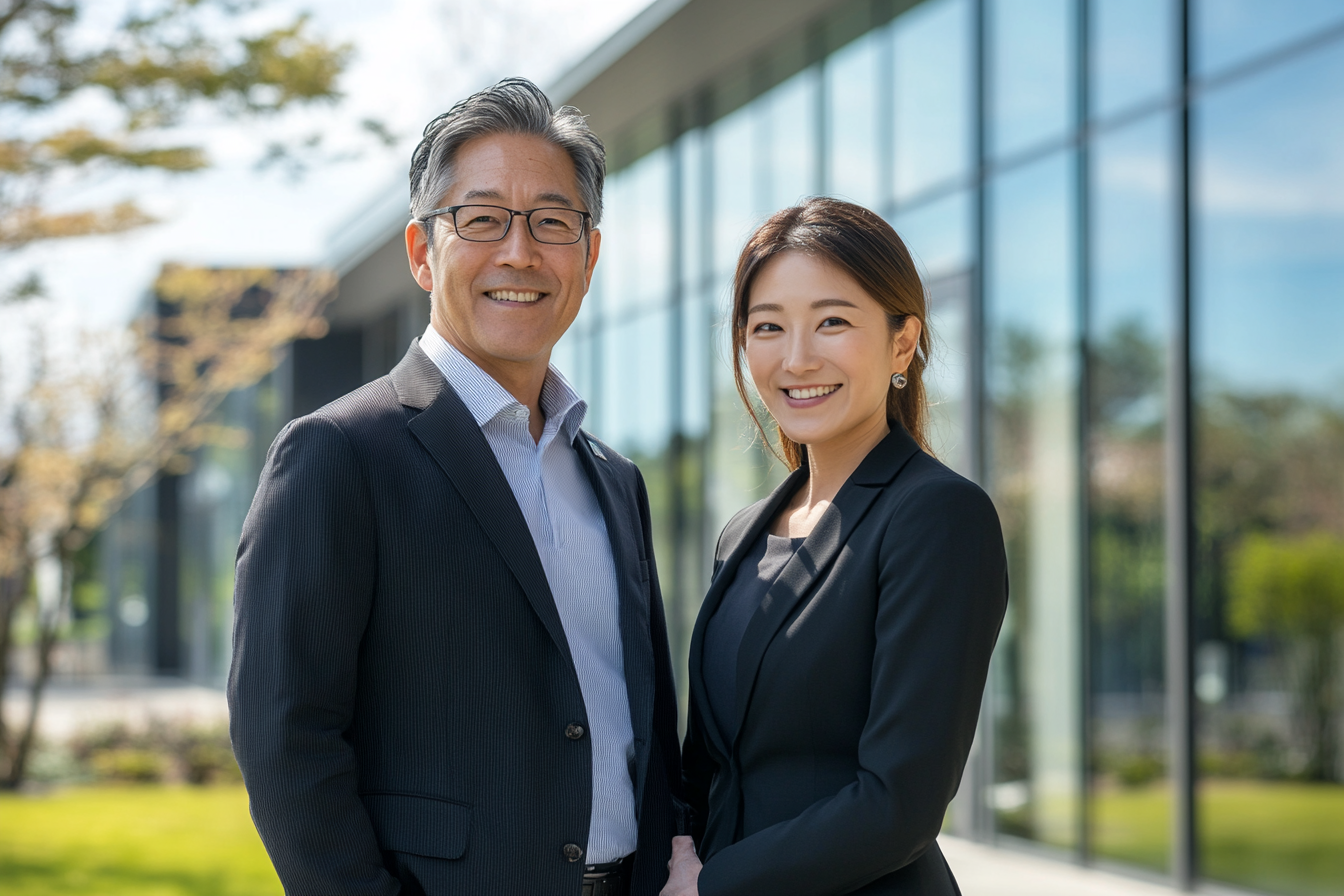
[0,784,280,896]
[1092,779,1344,896]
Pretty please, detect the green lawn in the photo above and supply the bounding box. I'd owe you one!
[0,784,281,896]
[1094,779,1344,896]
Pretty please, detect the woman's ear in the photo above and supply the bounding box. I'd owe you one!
[891,316,923,375]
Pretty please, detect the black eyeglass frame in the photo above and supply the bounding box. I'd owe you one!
[419,204,594,245]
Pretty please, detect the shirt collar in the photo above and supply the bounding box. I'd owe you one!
[419,324,587,441]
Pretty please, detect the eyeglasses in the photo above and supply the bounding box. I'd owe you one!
[420,204,592,245]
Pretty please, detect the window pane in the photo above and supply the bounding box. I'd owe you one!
[892,191,973,474]
[762,66,820,213]
[1195,0,1344,78]
[826,31,882,207]
[990,0,1075,159]
[603,148,671,314]
[986,152,1081,849]
[708,104,781,540]
[711,105,759,279]
[1091,0,1174,120]
[1194,39,1344,896]
[1088,114,1174,873]
[893,0,971,202]
[599,312,672,460]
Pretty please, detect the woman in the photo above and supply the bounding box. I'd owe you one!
[663,198,1008,896]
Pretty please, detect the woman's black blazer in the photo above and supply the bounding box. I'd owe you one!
[683,425,1008,896]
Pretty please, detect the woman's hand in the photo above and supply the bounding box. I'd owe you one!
[659,835,702,896]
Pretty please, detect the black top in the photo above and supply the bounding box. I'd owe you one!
[702,530,804,739]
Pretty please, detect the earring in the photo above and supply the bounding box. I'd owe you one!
[891,372,908,390]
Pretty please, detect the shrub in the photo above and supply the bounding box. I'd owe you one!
[91,749,167,783]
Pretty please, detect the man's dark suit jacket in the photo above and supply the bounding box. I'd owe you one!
[228,341,683,896]
[683,425,1008,896]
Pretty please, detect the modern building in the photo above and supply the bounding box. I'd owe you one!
[100,1,1344,893]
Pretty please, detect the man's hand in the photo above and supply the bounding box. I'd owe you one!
[660,835,702,896]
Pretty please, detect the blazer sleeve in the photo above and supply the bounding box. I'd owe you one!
[682,521,733,844]
[227,415,398,895]
[681,690,716,844]
[697,476,1008,896]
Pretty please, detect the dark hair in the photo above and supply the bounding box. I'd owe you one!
[731,197,933,470]
[408,77,605,248]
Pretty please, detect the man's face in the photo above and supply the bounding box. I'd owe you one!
[405,132,601,382]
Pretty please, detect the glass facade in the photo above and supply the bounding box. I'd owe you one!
[554,1,1344,892]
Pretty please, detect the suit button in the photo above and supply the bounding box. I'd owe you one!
[565,723,586,740]
[563,843,584,862]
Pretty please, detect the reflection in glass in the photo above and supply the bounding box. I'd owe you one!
[178,377,286,685]
[711,105,759,279]
[1195,0,1344,78]
[761,66,820,213]
[989,0,1074,159]
[1088,114,1173,872]
[707,105,779,541]
[987,152,1080,849]
[599,311,676,637]
[892,191,972,473]
[892,0,971,202]
[1090,0,1173,120]
[603,148,671,312]
[826,31,881,207]
[1194,39,1344,896]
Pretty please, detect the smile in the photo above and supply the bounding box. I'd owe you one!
[486,289,544,303]
[785,385,840,400]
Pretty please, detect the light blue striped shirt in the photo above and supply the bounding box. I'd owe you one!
[419,325,638,864]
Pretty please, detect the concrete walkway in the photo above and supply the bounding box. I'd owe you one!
[942,837,1185,896]
[2,676,228,741]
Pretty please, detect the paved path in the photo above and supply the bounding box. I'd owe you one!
[2,676,228,740]
[942,836,1184,895]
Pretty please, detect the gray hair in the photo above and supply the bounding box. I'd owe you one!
[409,77,605,248]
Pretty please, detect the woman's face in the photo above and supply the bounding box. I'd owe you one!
[744,250,918,454]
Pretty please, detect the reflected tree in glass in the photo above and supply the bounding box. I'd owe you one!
[986,153,1081,849]
[1194,37,1344,896]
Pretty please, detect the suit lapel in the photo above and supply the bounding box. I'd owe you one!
[688,467,807,759]
[730,427,924,748]
[572,430,655,814]
[392,342,575,669]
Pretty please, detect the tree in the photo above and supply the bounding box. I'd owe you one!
[1,0,351,261]
[0,264,335,787]
[1229,531,1344,782]
[0,0,359,786]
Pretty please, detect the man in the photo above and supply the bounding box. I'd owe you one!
[229,78,686,896]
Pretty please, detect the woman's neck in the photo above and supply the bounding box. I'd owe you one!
[775,412,890,537]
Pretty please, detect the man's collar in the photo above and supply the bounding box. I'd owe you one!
[419,323,586,438]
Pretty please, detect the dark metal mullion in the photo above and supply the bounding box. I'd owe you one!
[969,0,994,843]
[812,21,829,195]
[876,0,896,216]
[666,104,688,700]
[1167,0,1197,888]
[1075,0,1094,868]
[695,88,717,626]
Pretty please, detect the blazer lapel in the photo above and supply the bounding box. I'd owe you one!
[572,430,656,814]
[688,466,807,760]
[392,341,575,669]
[730,427,923,747]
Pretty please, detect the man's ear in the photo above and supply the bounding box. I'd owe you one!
[583,228,602,292]
[406,220,434,293]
